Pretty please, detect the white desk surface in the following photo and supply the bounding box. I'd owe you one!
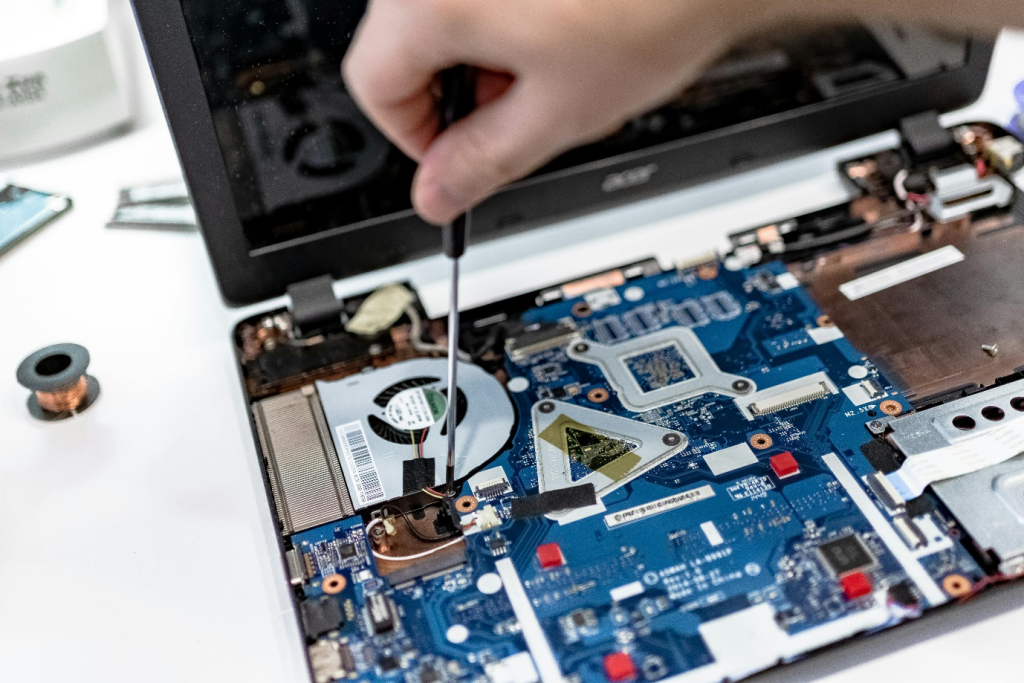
[3,8,1024,681]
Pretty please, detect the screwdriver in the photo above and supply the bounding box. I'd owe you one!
[439,65,476,499]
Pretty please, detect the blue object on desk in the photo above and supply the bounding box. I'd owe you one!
[1012,80,1024,139]
[0,185,72,256]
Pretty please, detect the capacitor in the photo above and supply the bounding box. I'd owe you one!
[16,343,100,421]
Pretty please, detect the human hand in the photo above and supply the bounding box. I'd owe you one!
[343,0,777,224]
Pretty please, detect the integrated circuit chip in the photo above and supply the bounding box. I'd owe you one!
[566,428,638,473]
[623,344,695,392]
[366,592,398,634]
[818,534,875,576]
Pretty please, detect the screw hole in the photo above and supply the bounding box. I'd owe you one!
[322,574,347,594]
[1011,397,1024,412]
[880,400,902,416]
[952,415,976,431]
[981,406,1005,422]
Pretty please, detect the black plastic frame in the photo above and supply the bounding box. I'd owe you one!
[130,0,994,306]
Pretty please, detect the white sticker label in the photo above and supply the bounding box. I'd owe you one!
[335,421,385,507]
[384,387,447,431]
[807,326,844,345]
[839,246,964,301]
[701,521,724,546]
[775,272,800,290]
[609,581,645,602]
[604,485,715,528]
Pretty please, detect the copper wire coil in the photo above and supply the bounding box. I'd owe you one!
[35,375,90,413]
[17,343,100,421]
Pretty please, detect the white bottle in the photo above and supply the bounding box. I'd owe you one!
[0,0,133,163]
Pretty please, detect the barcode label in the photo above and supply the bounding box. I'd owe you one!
[335,421,385,507]
[604,486,715,528]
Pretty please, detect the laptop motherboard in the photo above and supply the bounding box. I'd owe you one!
[237,121,1024,683]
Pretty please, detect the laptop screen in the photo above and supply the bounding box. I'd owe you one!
[178,2,968,253]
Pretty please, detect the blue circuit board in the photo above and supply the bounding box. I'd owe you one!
[291,261,983,683]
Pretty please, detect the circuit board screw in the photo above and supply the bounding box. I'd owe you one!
[982,343,999,357]
[868,420,884,432]
[573,342,590,354]
[662,433,682,446]
[732,379,752,393]
[370,523,390,552]
[539,401,556,413]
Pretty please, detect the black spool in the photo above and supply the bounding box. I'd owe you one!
[16,343,100,421]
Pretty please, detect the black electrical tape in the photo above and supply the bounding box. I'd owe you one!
[509,483,597,519]
[860,439,902,475]
[402,458,436,495]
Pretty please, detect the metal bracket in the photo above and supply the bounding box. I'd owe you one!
[925,163,1014,222]
[531,399,688,524]
[287,274,343,335]
[567,327,755,413]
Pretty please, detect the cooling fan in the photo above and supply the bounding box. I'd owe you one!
[315,358,515,509]
[365,376,467,447]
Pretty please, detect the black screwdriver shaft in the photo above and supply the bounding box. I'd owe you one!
[439,66,475,499]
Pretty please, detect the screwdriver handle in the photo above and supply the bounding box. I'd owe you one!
[439,65,476,133]
[443,216,467,260]
[438,66,476,260]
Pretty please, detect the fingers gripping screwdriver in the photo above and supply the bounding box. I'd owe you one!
[439,66,476,499]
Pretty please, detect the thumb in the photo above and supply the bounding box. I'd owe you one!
[412,83,565,225]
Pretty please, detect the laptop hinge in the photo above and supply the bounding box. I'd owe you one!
[286,275,344,336]
[899,110,956,162]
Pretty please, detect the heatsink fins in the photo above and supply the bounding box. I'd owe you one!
[253,385,355,534]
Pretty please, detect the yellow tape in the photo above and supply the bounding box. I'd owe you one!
[345,283,415,337]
